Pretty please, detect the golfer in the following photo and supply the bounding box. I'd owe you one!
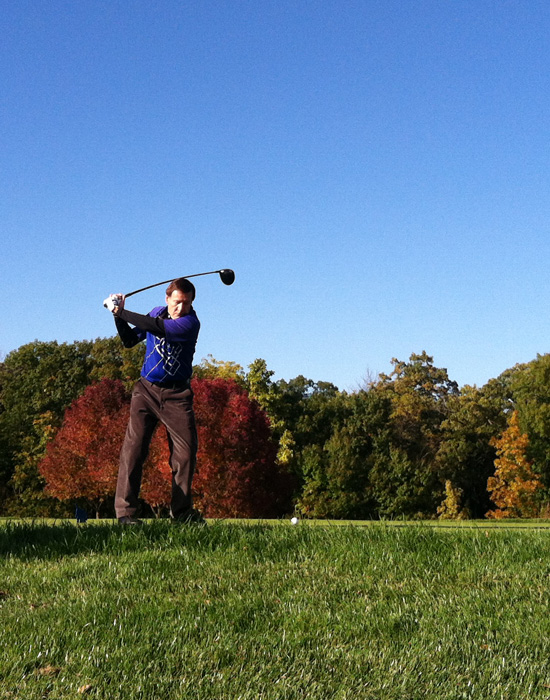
[104,278,204,525]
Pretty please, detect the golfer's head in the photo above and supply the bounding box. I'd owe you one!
[166,278,195,319]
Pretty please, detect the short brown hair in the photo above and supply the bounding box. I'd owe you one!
[166,277,196,300]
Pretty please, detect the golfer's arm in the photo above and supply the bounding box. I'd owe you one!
[114,316,143,348]
[116,308,167,338]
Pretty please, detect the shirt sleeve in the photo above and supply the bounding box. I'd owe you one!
[114,316,146,348]
[116,307,199,343]
[163,314,200,343]
[116,308,166,337]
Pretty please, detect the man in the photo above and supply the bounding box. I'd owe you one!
[104,278,204,525]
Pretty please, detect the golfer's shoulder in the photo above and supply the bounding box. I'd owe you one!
[179,310,200,331]
[189,308,200,326]
[179,307,200,327]
[165,310,200,338]
[148,306,166,318]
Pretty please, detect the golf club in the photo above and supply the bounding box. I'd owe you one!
[104,269,235,306]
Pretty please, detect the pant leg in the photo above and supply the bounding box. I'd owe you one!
[115,379,159,518]
[159,387,198,518]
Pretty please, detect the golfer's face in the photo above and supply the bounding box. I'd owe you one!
[166,290,193,319]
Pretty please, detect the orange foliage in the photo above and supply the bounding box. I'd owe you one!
[487,410,542,519]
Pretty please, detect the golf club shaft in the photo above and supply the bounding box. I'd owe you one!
[125,269,228,298]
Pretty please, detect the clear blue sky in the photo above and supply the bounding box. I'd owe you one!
[1,1,549,390]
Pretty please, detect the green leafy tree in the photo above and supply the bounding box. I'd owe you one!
[246,359,295,466]
[437,480,469,520]
[246,358,275,405]
[88,336,144,390]
[246,360,345,494]
[9,411,71,516]
[0,429,11,511]
[511,354,550,488]
[368,352,459,518]
[193,355,246,385]
[0,340,95,435]
[435,378,510,518]
[0,340,96,513]
[297,389,391,518]
[298,352,465,520]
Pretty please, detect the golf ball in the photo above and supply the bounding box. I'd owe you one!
[291,517,299,525]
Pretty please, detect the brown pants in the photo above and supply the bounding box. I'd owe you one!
[115,377,197,519]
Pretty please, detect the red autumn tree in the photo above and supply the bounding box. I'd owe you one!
[192,377,293,518]
[141,378,292,517]
[39,377,172,516]
[140,428,171,516]
[38,379,130,515]
[39,376,292,519]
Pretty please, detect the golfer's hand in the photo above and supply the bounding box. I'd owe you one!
[103,294,123,313]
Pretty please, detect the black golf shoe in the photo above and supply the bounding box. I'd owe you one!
[172,509,207,526]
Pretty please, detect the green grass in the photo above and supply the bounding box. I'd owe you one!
[1,521,550,699]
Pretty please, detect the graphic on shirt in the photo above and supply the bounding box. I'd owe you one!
[143,337,182,379]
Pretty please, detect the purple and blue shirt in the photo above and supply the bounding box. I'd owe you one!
[115,306,200,383]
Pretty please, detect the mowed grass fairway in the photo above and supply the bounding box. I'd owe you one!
[2,521,550,699]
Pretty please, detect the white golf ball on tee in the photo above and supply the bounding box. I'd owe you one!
[291,517,299,525]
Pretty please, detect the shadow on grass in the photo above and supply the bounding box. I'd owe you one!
[4,517,548,564]
[0,519,236,561]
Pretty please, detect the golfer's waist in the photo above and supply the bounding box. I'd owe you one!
[142,376,191,390]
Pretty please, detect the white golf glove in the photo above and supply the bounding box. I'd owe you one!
[103,294,123,312]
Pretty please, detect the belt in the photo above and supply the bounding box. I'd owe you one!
[143,377,190,390]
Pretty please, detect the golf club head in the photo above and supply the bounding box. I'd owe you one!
[219,269,235,285]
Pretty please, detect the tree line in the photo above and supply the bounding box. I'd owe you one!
[1,337,550,519]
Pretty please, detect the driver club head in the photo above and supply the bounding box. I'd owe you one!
[219,269,235,285]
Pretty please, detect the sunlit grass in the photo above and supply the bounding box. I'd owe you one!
[1,520,550,698]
